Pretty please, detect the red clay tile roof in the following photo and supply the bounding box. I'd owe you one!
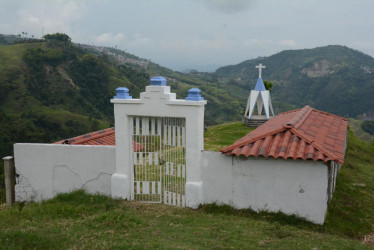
[53,127,144,151]
[221,105,348,164]
[53,127,116,145]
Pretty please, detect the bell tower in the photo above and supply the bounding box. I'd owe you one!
[243,63,275,127]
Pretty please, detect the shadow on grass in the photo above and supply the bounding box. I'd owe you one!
[201,203,322,230]
[0,231,62,249]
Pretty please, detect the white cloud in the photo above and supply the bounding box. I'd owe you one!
[279,39,297,47]
[131,33,152,45]
[92,32,152,49]
[241,39,263,47]
[10,0,86,38]
[353,41,374,50]
[93,33,125,46]
[198,0,258,14]
[161,36,231,51]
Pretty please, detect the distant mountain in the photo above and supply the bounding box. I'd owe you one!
[1,33,373,160]
[79,43,243,126]
[212,45,374,118]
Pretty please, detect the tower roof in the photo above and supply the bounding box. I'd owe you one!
[254,77,266,91]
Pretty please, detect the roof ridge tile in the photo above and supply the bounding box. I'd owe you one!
[285,105,312,129]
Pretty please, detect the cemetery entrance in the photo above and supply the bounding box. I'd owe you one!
[131,116,186,207]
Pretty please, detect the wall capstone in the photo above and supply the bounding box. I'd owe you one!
[114,87,132,99]
[185,88,204,101]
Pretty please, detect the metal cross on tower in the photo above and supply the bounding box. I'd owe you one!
[255,63,266,78]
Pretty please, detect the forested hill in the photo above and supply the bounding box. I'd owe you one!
[0,33,151,158]
[212,45,374,118]
[76,43,242,125]
[0,33,241,158]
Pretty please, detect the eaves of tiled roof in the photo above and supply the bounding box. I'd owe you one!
[53,127,116,145]
[221,105,348,164]
[53,127,145,151]
[53,127,144,151]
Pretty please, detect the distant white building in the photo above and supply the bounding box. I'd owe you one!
[243,63,275,127]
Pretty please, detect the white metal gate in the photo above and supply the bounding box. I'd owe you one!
[131,116,186,206]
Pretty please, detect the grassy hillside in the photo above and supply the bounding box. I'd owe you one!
[0,191,371,249]
[204,122,254,151]
[0,123,373,248]
[0,35,151,160]
[0,34,243,161]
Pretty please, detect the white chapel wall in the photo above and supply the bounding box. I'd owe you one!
[14,143,115,202]
[201,151,329,224]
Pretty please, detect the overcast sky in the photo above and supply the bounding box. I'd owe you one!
[1,0,373,71]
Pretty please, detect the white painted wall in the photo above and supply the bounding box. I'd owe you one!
[201,151,329,224]
[13,143,115,202]
[12,139,331,224]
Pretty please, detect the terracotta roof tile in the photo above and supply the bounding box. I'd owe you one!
[221,105,348,164]
[53,127,144,151]
[53,127,116,145]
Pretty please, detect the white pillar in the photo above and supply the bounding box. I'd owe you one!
[185,104,205,207]
[111,78,207,207]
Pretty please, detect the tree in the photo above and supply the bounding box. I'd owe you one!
[43,33,71,46]
[361,121,374,136]
[43,33,71,43]
[263,80,273,92]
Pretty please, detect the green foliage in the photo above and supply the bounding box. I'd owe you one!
[361,120,374,136]
[23,47,64,66]
[43,33,71,43]
[68,54,112,119]
[0,38,152,160]
[0,107,109,159]
[263,80,273,92]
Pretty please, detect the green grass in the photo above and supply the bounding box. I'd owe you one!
[324,129,374,238]
[349,118,374,143]
[204,121,254,151]
[0,190,371,249]
[1,123,374,248]
[0,43,42,70]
